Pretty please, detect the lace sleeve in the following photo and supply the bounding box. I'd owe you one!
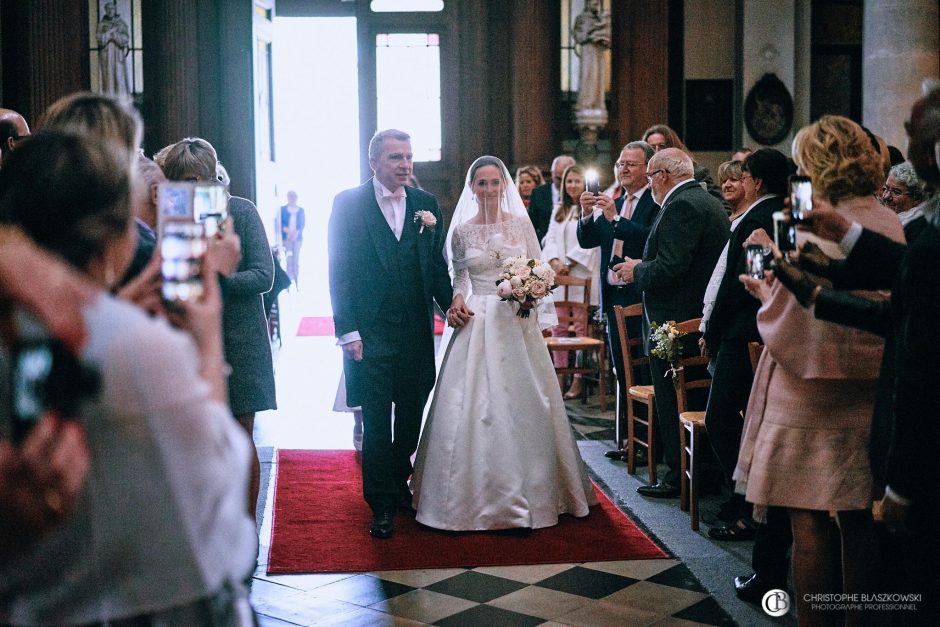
[451,226,471,300]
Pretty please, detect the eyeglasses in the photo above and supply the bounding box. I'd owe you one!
[645,169,666,182]
[740,172,753,180]
[615,161,644,169]
[881,185,909,197]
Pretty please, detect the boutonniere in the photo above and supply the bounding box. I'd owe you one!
[414,210,437,234]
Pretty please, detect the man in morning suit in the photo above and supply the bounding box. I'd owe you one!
[577,141,659,458]
[328,129,453,539]
[613,147,728,497]
[529,154,575,243]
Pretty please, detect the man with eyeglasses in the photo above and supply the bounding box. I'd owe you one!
[612,147,728,498]
[881,161,930,243]
[0,108,30,169]
[578,141,659,461]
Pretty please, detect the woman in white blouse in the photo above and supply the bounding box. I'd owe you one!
[0,132,257,624]
[542,164,599,399]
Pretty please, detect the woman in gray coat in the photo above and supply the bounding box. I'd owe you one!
[159,137,276,518]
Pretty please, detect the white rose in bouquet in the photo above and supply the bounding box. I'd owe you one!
[496,280,513,299]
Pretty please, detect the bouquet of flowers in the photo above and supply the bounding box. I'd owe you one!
[649,320,686,381]
[495,256,556,318]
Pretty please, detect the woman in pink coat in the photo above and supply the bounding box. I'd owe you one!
[736,116,903,626]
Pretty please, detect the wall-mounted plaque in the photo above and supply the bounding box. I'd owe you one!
[744,73,794,146]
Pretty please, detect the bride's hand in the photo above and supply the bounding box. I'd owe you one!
[519,300,535,311]
[447,295,475,327]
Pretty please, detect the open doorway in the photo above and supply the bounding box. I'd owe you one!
[272,15,359,316]
[255,15,360,449]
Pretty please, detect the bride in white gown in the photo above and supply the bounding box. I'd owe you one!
[411,156,597,531]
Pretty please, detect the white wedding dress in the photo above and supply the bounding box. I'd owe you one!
[412,215,597,530]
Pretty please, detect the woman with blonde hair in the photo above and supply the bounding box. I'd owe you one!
[542,164,599,399]
[736,114,904,626]
[515,164,544,208]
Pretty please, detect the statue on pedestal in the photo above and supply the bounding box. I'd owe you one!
[96,1,131,98]
[572,0,611,135]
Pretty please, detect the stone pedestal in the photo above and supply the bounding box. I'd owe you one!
[863,0,939,152]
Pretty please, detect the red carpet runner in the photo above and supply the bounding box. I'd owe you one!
[297,316,445,337]
[267,449,666,574]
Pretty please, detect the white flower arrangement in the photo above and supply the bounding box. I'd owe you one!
[414,210,437,234]
[649,320,687,382]
[495,256,557,318]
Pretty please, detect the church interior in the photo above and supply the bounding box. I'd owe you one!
[1,1,938,626]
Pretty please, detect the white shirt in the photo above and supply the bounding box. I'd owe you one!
[373,177,407,240]
[700,194,776,331]
[605,185,649,286]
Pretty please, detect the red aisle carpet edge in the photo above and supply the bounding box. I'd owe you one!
[297,315,445,337]
[267,449,666,574]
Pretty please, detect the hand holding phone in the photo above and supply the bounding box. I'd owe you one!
[585,169,600,195]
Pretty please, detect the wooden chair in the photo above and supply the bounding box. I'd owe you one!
[612,304,656,483]
[672,318,712,530]
[545,275,607,411]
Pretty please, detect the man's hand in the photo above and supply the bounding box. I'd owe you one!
[613,258,640,283]
[447,294,475,327]
[578,191,598,218]
[698,336,709,357]
[878,493,910,534]
[343,340,364,361]
[797,241,834,278]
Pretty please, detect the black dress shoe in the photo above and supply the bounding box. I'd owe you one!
[605,449,626,460]
[636,482,679,498]
[734,573,785,604]
[708,520,757,541]
[369,511,394,539]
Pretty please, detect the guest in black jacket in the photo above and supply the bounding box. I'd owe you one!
[528,155,574,243]
[577,141,659,407]
[701,149,792,541]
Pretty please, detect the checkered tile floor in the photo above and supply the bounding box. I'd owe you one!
[252,559,734,626]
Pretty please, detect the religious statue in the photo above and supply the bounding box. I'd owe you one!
[96,1,131,98]
[572,0,611,120]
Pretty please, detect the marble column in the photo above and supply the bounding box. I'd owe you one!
[863,0,939,152]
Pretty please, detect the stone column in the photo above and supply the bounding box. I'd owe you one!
[863,0,939,152]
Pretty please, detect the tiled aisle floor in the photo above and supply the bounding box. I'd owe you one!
[249,250,760,625]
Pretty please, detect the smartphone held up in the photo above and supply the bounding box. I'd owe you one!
[585,169,600,195]
[788,175,813,222]
[156,182,226,308]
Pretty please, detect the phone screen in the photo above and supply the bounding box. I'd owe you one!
[11,342,54,442]
[193,183,228,237]
[160,222,207,304]
[773,211,796,252]
[789,175,813,221]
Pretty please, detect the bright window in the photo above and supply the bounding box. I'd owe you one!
[375,33,442,162]
[371,0,443,12]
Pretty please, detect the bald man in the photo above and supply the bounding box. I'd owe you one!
[0,108,30,167]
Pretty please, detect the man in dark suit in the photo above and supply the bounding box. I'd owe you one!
[702,149,790,542]
[529,154,575,243]
[613,147,728,497]
[328,129,453,539]
[577,141,658,457]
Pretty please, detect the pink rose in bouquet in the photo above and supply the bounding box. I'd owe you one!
[494,256,557,318]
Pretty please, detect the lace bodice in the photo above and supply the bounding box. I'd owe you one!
[450,215,541,297]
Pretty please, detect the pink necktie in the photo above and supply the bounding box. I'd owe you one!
[612,194,636,257]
